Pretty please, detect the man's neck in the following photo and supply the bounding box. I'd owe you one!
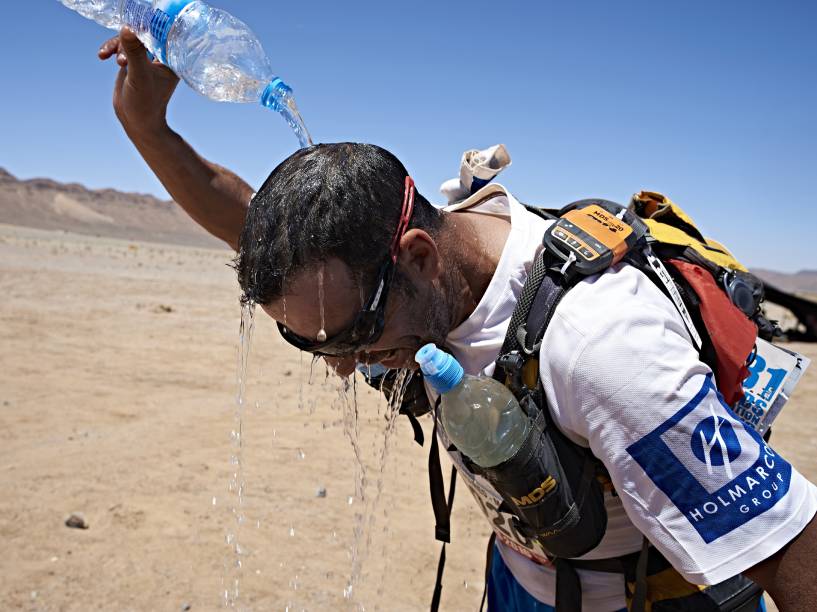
[442,208,512,330]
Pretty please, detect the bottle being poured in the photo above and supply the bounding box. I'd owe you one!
[58,0,313,148]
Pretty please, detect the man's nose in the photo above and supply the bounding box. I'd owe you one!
[356,351,389,366]
[324,355,357,377]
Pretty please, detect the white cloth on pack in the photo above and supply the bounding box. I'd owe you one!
[435,184,817,610]
[439,144,512,204]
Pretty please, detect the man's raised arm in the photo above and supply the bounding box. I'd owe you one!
[99,27,252,251]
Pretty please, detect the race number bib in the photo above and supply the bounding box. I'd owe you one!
[733,339,811,435]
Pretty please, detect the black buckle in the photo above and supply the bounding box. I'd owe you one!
[497,350,527,396]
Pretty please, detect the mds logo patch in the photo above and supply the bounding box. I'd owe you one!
[627,374,792,544]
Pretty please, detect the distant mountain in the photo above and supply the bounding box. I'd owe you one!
[2,167,815,295]
[0,167,225,249]
[752,269,817,296]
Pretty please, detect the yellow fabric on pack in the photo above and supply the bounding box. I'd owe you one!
[631,191,748,273]
[522,358,539,389]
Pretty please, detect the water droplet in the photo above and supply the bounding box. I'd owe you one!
[317,264,326,340]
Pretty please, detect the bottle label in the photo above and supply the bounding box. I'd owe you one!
[122,0,193,64]
[153,0,194,63]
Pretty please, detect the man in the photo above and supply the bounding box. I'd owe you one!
[99,27,817,611]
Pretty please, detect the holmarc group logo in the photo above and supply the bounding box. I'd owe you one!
[691,414,741,479]
[627,374,792,544]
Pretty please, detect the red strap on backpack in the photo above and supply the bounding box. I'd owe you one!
[667,259,756,406]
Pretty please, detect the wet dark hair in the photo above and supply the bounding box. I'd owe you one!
[235,143,444,305]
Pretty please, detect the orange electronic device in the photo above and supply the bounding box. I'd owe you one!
[544,201,641,277]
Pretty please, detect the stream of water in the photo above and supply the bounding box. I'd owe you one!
[340,368,414,608]
[222,299,416,609]
[223,302,256,609]
[279,93,313,150]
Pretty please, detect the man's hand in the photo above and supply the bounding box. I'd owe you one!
[97,27,252,250]
[98,27,179,139]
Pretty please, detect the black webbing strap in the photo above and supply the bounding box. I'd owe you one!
[400,407,425,446]
[555,558,582,612]
[430,466,457,612]
[479,531,497,612]
[430,542,446,612]
[630,537,650,612]
[499,249,551,357]
[428,404,458,612]
[429,405,451,544]
[555,542,653,612]
[521,260,567,354]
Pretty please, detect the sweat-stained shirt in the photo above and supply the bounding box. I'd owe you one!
[432,184,817,610]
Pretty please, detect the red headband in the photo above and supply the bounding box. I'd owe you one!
[389,176,415,262]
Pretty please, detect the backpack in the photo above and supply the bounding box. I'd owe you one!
[367,190,774,611]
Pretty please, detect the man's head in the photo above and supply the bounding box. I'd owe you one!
[235,143,458,373]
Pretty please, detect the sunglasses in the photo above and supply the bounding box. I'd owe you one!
[276,176,416,357]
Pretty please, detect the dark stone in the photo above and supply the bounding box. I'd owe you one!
[65,513,88,529]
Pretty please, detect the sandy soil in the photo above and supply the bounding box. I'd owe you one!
[1,223,814,611]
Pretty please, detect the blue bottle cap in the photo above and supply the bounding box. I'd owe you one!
[415,343,464,394]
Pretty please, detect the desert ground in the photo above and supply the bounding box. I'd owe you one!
[1,223,814,611]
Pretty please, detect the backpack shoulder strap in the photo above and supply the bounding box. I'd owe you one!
[521,203,560,222]
[493,245,568,395]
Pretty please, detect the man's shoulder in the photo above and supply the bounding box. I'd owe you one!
[543,263,683,361]
[537,261,696,437]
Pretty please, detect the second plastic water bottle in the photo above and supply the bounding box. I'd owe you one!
[415,343,608,558]
[415,343,530,467]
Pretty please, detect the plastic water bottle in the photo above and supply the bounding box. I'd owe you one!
[58,0,312,147]
[415,343,530,467]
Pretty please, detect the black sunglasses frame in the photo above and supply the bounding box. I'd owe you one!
[276,176,416,357]
[276,259,396,357]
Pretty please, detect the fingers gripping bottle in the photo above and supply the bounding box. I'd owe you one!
[58,0,312,147]
[415,343,606,558]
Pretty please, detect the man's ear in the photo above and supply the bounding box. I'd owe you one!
[397,229,441,283]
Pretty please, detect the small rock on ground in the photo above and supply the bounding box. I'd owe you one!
[65,513,88,529]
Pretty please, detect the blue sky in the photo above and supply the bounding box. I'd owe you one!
[1,0,815,271]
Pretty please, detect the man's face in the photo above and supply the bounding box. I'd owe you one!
[261,251,450,377]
